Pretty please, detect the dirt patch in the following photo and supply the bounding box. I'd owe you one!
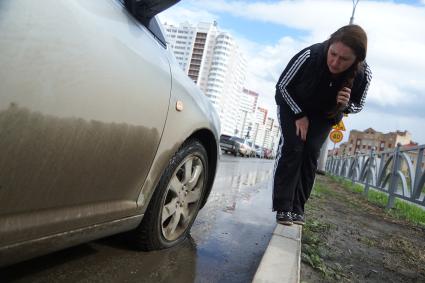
[300,175,425,283]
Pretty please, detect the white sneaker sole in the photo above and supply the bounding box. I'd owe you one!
[277,220,293,226]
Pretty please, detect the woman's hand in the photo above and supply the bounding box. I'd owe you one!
[295,116,309,141]
[336,87,351,107]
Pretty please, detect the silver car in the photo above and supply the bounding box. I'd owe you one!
[0,0,220,266]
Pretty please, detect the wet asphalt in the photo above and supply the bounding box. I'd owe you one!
[1,155,276,283]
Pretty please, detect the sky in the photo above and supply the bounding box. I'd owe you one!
[159,0,425,145]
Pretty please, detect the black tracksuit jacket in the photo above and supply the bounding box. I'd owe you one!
[275,40,372,123]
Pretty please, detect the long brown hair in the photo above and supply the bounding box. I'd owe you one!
[328,25,368,118]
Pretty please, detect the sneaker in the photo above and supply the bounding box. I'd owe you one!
[291,213,305,225]
[276,211,293,225]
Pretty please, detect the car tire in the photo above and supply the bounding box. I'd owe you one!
[131,139,208,251]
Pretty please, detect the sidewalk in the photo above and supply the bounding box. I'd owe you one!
[252,224,302,283]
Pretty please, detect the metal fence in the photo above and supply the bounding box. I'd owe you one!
[325,143,425,209]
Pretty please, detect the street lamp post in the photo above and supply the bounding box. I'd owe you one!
[240,110,248,139]
[317,0,360,174]
[349,0,360,24]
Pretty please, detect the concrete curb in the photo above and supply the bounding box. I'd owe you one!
[252,224,302,283]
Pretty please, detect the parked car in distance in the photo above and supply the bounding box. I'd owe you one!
[231,137,254,157]
[220,134,240,156]
[254,145,265,158]
[0,0,220,267]
[263,148,274,159]
[246,140,257,157]
[219,135,254,157]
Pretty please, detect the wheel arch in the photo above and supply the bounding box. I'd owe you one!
[188,128,219,209]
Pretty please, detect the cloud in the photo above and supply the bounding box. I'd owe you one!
[160,0,425,143]
[158,4,219,26]
[344,108,425,145]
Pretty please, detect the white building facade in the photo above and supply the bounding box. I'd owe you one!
[163,22,196,73]
[205,32,246,135]
[252,107,268,146]
[164,22,246,136]
[234,88,258,139]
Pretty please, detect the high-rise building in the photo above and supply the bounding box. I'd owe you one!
[252,106,268,145]
[241,88,259,113]
[234,88,259,138]
[164,21,246,136]
[188,22,219,92]
[206,32,246,135]
[263,117,280,153]
[164,21,219,90]
[164,22,196,73]
[270,122,281,155]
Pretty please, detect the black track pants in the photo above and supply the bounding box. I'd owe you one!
[273,103,332,214]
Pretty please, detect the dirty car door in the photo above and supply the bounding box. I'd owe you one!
[0,0,171,246]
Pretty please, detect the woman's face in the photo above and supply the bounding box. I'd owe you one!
[327,41,356,74]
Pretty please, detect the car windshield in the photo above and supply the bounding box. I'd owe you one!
[220,135,232,142]
[230,137,244,143]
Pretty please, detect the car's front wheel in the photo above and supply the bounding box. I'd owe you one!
[131,139,208,250]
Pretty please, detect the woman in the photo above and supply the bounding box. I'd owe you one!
[273,24,372,225]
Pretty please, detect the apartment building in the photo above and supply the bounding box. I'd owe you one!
[263,117,280,154]
[251,106,268,145]
[334,128,413,156]
[164,22,195,73]
[207,32,247,135]
[330,128,425,171]
[164,21,246,136]
[234,88,259,138]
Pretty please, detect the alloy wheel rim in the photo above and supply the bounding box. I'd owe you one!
[161,154,205,241]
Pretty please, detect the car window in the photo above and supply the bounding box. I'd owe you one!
[118,0,167,48]
[220,134,232,142]
[145,17,167,47]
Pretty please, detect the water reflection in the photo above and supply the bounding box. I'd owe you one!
[0,157,276,283]
[0,235,198,283]
[208,159,273,214]
[190,157,276,282]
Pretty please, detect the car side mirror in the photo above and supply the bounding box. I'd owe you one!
[124,0,180,24]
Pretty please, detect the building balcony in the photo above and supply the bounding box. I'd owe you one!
[188,73,198,80]
[196,33,207,39]
[189,66,200,72]
[190,63,201,68]
[192,50,204,56]
[190,58,202,64]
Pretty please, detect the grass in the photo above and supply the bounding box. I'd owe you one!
[303,175,425,281]
[329,175,425,228]
[311,181,337,198]
[301,220,343,281]
[303,183,345,280]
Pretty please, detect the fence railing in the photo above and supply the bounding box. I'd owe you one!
[325,143,425,209]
